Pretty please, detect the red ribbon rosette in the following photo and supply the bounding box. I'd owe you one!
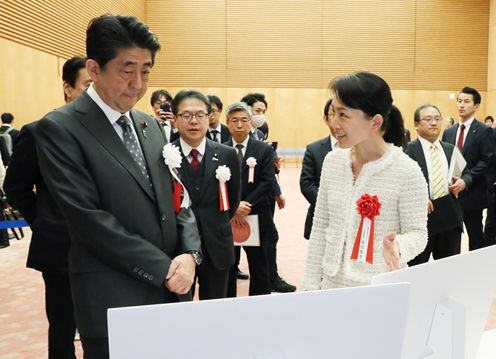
[350,194,381,264]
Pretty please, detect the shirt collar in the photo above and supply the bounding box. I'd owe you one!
[87,84,131,124]
[209,123,222,132]
[179,137,206,157]
[418,135,442,150]
[460,117,475,129]
[233,135,250,149]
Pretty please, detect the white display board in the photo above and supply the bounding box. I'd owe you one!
[108,283,411,359]
[372,245,496,359]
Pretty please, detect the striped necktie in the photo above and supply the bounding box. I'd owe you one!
[430,144,446,199]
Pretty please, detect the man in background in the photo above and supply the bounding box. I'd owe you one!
[406,104,470,265]
[0,112,20,161]
[4,55,91,359]
[151,89,177,143]
[442,87,494,250]
[300,98,337,240]
[206,95,231,144]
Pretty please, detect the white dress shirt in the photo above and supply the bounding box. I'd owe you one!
[179,137,206,164]
[232,136,250,157]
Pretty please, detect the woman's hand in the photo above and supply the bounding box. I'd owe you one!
[383,232,401,271]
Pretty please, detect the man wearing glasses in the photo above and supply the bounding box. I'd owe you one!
[206,95,231,144]
[225,102,276,297]
[172,90,240,299]
[406,104,471,265]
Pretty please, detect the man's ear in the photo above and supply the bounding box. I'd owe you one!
[63,82,71,98]
[86,59,100,82]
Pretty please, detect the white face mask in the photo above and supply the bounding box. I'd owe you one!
[251,114,266,128]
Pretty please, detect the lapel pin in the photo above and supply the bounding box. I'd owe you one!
[141,121,148,139]
[213,153,219,161]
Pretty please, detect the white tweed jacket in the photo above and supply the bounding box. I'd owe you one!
[302,145,428,290]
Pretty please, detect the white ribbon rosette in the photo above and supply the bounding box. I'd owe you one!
[215,165,231,211]
[162,144,190,210]
[246,157,257,183]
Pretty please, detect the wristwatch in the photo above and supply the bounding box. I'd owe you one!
[188,251,203,266]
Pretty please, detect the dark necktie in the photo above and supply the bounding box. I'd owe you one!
[211,130,219,143]
[236,144,244,164]
[190,149,201,171]
[116,116,152,187]
[456,123,465,150]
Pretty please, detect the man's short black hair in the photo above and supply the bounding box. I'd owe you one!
[171,90,211,115]
[485,115,494,124]
[150,90,173,106]
[207,95,223,111]
[241,93,267,108]
[1,113,14,124]
[459,86,481,105]
[62,56,87,88]
[86,14,161,69]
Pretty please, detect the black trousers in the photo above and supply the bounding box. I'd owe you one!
[463,209,486,250]
[408,227,462,266]
[81,337,109,359]
[42,270,77,359]
[484,189,496,245]
[266,197,279,282]
[227,245,270,297]
[193,255,230,300]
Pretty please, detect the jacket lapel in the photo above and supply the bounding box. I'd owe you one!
[76,94,155,201]
[320,136,332,160]
[440,141,454,166]
[199,140,218,202]
[412,139,429,186]
[461,120,479,155]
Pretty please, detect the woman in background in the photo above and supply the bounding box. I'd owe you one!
[303,71,428,290]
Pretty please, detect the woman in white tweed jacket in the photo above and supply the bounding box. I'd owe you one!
[303,72,428,290]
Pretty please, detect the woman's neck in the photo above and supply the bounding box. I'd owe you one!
[352,136,389,165]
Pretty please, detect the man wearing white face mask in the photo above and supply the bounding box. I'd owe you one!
[240,93,296,293]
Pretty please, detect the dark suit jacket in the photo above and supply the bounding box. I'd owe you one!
[442,120,494,211]
[300,136,332,239]
[35,91,201,338]
[225,135,274,214]
[406,139,471,236]
[174,138,240,270]
[4,122,71,271]
[206,124,231,143]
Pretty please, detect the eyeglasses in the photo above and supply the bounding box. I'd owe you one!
[420,117,442,123]
[229,119,250,125]
[177,112,209,121]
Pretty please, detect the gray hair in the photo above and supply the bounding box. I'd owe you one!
[226,102,252,120]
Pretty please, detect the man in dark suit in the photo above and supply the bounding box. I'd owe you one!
[171,90,240,299]
[151,89,178,143]
[442,87,494,250]
[225,102,275,297]
[484,127,496,245]
[300,98,336,240]
[4,55,91,359]
[34,15,201,358]
[206,95,231,144]
[406,104,472,265]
